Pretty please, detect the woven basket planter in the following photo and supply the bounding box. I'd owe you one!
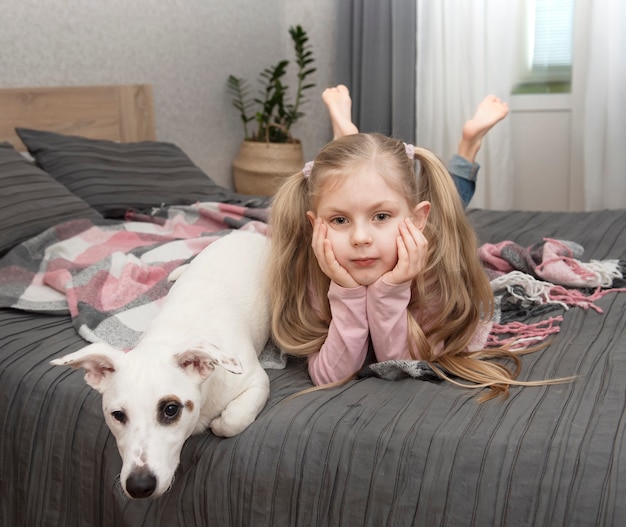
[232,140,305,196]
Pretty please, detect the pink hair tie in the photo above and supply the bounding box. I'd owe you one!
[404,142,415,159]
[302,161,314,178]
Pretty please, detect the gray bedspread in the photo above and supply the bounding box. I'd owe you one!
[1,209,625,527]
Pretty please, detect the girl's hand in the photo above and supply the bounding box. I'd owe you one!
[311,218,360,288]
[383,217,428,285]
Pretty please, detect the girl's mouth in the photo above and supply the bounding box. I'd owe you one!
[352,258,377,268]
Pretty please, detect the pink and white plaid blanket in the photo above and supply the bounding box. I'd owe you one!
[0,202,268,350]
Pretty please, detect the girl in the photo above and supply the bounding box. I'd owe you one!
[268,89,557,400]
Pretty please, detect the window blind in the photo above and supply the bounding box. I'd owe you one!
[531,0,575,70]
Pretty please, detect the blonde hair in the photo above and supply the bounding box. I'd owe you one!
[268,133,568,400]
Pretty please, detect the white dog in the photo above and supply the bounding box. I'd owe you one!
[51,230,271,499]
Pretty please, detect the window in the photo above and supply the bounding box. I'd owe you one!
[513,0,575,94]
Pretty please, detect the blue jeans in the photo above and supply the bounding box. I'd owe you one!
[448,154,479,208]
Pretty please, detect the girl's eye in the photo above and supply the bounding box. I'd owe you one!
[374,213,390,222]
[330,217,348,225]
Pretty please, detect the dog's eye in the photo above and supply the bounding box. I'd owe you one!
[163,403,180,419]
[111,410,127,424]
[157,398,183,424]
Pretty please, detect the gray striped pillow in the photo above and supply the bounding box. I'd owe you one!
[16,128,254,219]
[0,142,102,256]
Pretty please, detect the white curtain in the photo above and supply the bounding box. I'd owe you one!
[415,0,522,210]
[574,0,626,210]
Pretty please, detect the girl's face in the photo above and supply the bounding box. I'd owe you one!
[309,165,425,286]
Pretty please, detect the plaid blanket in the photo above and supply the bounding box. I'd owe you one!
[0,205,624,379]
[0,202,268,350]
[481,238,626,349]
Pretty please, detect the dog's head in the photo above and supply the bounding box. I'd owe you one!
[51,339,242,499]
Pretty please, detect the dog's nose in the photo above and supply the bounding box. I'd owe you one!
[126,469,157,499]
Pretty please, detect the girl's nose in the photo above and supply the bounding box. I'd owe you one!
[351,224,372,246]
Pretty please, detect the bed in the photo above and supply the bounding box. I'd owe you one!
[1,85,625,527]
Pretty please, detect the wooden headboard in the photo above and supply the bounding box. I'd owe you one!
[0,84,156,151]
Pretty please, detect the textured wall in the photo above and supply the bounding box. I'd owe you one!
[0,0,336,189]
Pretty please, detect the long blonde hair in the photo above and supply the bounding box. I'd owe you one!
[268,133,568,399]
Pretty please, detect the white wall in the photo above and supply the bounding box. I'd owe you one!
[510,94,573,211]
[0,0,337,189]
[508,1,594,213]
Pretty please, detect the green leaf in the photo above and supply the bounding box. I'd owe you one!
[227,25,316,142]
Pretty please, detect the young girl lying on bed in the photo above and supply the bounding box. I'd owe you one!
[267,85,565,400]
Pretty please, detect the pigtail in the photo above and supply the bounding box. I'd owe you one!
[409,147,571,399]
[405,148,485,348]
[268,171,330,357]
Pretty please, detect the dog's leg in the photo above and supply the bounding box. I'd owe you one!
[209,371,270,437]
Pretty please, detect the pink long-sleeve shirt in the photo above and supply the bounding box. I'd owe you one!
[307,279,491,385]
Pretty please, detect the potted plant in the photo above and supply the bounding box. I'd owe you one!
[227,25,316,195]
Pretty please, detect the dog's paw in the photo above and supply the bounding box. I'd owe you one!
[167,264,189,282]
[210,412,254,438]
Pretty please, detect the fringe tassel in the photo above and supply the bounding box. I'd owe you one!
[548,285,626,314]
[487,316,564,350]
[582,259,623,287]
[491,271,568,308]
[491,270,626,315]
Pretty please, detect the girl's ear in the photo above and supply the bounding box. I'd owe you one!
[412,201,431,231]
[306,211,317,228]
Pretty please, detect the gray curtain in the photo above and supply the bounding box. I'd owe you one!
[336,0,416,143]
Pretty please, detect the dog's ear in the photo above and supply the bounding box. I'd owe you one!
[176,346,243,381]
[50,342,123,393]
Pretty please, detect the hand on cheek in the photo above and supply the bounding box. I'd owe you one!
[311,218,360,288]
[383,218,428,285]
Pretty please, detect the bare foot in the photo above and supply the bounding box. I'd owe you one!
[322,85,358,139]
[458,95,509,162]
